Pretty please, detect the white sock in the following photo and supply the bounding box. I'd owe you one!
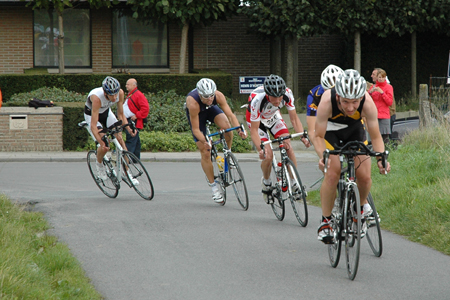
[263,178,271,185]
[363,203,371,212]
[209,181,218,193]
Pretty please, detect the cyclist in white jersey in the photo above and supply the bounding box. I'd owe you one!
[246,74,310,204]
[84,76,137,182]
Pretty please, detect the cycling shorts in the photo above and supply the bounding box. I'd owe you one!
[186,105,224,142]
[84,107,118,130]
[246,110,289,141]
[324,120,367,150]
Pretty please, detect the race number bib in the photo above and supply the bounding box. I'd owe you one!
[261,113,280,128]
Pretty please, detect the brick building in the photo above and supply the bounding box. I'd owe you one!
[0,2,346,100]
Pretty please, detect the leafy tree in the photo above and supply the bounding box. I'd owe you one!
[126,0,241,73]
[239,0,328,96]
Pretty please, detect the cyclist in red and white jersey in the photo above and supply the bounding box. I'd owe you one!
[246,74,310,204]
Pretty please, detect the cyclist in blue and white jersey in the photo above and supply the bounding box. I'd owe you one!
[306,64,344,156]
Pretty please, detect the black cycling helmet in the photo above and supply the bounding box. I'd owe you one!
[264,74,286,97]
[102,76,121,95]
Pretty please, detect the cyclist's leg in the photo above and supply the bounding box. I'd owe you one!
[355,155,372,207]
[270,116,297,166]
[212,107,233,148]
[85,112,108,164]
[318,133,341,243]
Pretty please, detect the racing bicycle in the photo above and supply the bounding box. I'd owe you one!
[206,121,249,210]
[260,132,309,227]
[79,120,154,200]
[324,140,388,280]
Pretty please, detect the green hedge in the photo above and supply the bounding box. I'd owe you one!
[0,72,233,102]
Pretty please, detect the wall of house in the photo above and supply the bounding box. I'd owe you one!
[0,7,34,74]
[0,107,63,151]
[0,6,344,102]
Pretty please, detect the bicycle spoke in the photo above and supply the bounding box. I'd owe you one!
[87,150,119,198]
[121,151,154,200]
[270,161,285,221]
[227,153,249,210]
[285,159,308,227]
[366,192,383,257]
[344,186,361,280]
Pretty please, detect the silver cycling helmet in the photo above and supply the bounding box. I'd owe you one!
[335,69,367,99]
[264,74,286,97]
[196,78,217,98]
[102,76,121,95]
[321,64,344,90]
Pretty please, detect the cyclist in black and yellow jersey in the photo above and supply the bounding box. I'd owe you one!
[314,69,391,244]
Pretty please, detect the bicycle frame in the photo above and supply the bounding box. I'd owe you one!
[79,120,132,187]
[206,121,246,185]
[324,140,389,280]
[261,132,307,200]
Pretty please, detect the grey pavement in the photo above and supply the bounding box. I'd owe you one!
[0,147,319,163]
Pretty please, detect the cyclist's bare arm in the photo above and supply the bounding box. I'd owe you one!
[288,109,310,147]
[314,90,332,164]
[216,92,247,139]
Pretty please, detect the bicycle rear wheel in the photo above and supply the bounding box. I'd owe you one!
[227,153,249,210]
[87,150,119,198]
[270,161,285,221]
[344,185,361,280]
[366,192,382,257]
[121,151,154,200]
[285,158,308,227]
[211,150,226,205]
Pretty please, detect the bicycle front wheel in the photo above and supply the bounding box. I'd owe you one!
[121,151,154,200]
[285,158,308,227]
[270,161,285,221]
[329,194,343,268]
[344,185,361,280]
[227,153,249,210]
[87,150,119,198]
[366,192,382,257]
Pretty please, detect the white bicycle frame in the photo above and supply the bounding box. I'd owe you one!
[261,132,306,199]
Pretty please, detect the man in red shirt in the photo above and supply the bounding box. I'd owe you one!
[124,78,150,159]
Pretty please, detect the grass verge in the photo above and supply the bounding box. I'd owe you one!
[0,195,103,299]
[307,123,450,255]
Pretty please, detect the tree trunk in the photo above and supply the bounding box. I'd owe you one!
[286,36,296,95]
[57,10,64,74]
[284,36,299,99]
[270,36,282,75]
[411,32,417,98]
[179,23,189,74]
[354,31,361,72]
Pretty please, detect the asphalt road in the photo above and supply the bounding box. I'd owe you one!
[1,160,449,300]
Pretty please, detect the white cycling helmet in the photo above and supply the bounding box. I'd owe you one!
[321,64,344,90]
[102,76,121,95]
[196,78,217,98]
[335,69,367,99]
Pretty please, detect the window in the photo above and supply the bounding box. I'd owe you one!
[34,9,91,68]
[112,11,168,68]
